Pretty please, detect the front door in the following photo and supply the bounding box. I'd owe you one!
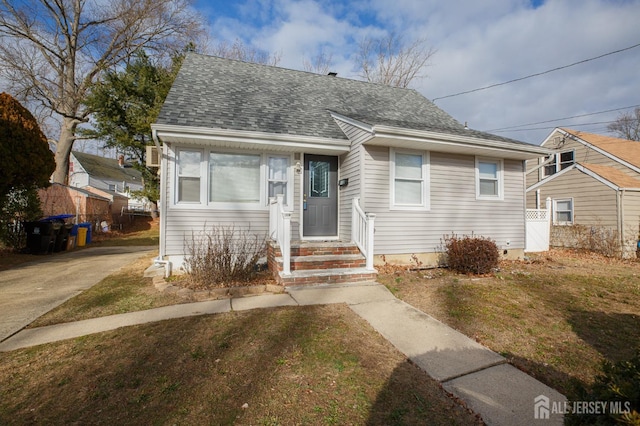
[303,154,338,237]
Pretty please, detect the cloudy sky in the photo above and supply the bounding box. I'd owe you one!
[194,0,640,145]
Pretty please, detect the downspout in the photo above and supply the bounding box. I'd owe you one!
[151,128,169,276]
[618,189,625,257]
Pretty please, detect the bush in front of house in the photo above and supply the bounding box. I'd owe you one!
[567,348,640,425]
[443,234,499,275]
[183,225,266,288]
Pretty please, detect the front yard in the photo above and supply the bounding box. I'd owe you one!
[378,249,640,399]
[1,241,638,424]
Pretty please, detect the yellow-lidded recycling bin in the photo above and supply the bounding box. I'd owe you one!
[77,227,87,247]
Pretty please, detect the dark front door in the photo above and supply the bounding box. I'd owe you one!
[303,154,338,237]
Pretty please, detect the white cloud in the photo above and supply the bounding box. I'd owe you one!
[203,0,640,144]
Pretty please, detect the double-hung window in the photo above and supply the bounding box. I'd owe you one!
[553,198,573,225]
[390,148,429,210]
[267,156,289,204]
[177,149,202,203]
[476,158,503,200]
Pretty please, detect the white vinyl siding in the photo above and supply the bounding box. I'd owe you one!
[365,147,525,254]
[333,119,367,242]
[163,145,298,260]
[390,148,429,210]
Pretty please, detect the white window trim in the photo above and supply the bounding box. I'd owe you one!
[475,157,504,201]
[265,154,294,210]
[171,146,293,211]
[175,148,205,205]
[542,150,575,178]
[552,198,574,225]
[389,148,430,211]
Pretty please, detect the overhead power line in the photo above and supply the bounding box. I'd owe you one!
[491,119,617,133]
[432,42,640,102]
[486,104,640,132]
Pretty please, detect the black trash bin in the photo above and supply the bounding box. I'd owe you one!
[32,215,75,254]
[53,223,73,252]
[25,221,56,254]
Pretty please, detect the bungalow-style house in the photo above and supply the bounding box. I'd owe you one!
[151,53,550,283]
[526,128,640,257]
[69,151,147,211]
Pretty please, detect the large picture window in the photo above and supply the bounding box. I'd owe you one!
[390,148,429,210]
[209,153,260,203]
[476,157,503,200]
[174,149,291,209]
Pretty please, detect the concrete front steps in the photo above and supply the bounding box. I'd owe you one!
[267,241,377,286]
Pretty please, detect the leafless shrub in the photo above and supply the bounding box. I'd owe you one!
[184,225,266,288]
[443,234,499,275]
[552,224,623,258]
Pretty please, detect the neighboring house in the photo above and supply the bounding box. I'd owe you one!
[69,151,147,210]
[151,53,550,282]
[38,183,111,224]
[526,128,640,257]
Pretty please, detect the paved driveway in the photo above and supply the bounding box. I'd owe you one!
[0,246,154,342]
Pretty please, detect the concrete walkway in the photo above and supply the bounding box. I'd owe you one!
[0,246,154,342]
[0,281,566,425]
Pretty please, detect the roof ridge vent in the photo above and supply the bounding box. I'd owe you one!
[327,72,337,77]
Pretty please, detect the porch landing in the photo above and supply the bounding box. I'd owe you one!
[267,241,378,286]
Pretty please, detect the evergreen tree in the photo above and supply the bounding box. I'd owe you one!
[83,51,184,215]
[0,92,55,198]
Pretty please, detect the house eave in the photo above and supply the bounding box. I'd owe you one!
[151,124,351,155]
[526,164,577,192]
[367,125,552,160]
[553,128,640,174]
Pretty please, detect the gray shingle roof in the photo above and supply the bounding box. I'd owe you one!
[157,53,528,145]
[72,151,142,184]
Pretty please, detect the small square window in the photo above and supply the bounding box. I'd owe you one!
[554,199,573,225]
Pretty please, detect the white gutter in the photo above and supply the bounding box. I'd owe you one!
[372,125,552,157]
[152,128,167,262]
[151,123,351,153]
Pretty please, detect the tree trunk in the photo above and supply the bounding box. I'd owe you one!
[149,200,159,219]
[52,117,78,184]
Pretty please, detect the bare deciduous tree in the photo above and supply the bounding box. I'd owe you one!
[0,0,204,184]
[303,49,333,75]
[607,107,640,141]
[356,32,436,88]
[211,38,281,66]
